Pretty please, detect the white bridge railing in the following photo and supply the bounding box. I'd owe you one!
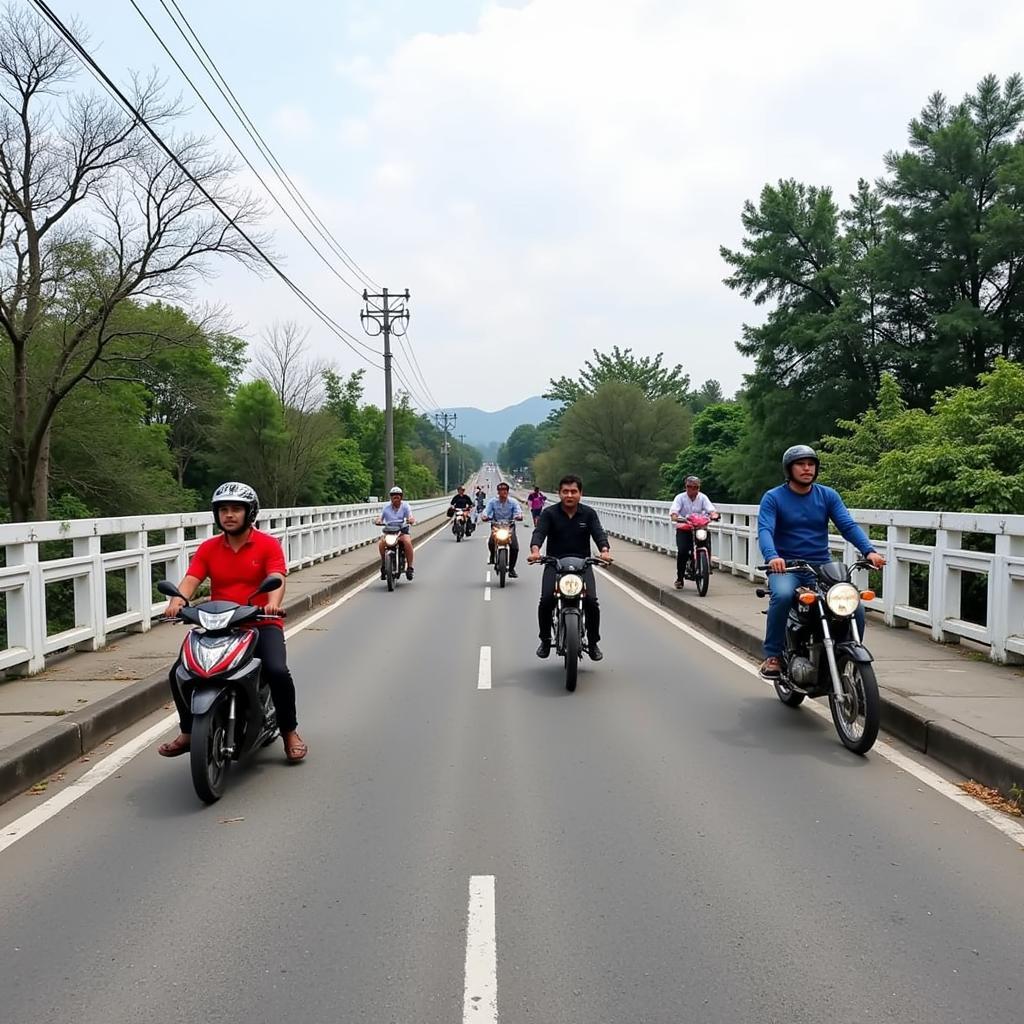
[0,498,450,676]
[588,499,1024,664]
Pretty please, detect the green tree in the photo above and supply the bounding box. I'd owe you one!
[540,382,690,498]
[323,438,373,504]
[660,403,748,501]
[545,346,691,406]
[217,381,290,506]
[498,423,541,473]
[0,6,265,521]
[820,359,1024,513]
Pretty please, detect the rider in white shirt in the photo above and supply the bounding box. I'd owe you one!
[669,476,718,588]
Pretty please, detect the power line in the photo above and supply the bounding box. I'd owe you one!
[129,0,378,321]
[161,0,380,291]
[28,0,384,371]
[397,329,441,410]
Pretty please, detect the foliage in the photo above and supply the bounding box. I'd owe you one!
[660,403,748,501]
[497,423,543,473]
[819,359,1024,513]
[545,346,691,406]
[535,382,690,498]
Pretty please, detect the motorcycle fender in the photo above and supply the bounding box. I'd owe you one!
[835,641,873,664]
[560,606,583,622]
[191,686,228,716]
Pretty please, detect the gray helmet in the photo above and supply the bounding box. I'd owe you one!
[211,481,259,527]
[782,445,819,481]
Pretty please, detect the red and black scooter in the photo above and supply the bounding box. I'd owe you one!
[157,576,284,804]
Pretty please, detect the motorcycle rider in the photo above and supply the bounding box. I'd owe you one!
[376,485,417,579]
[481,481,524,576]
[449,485,476,535]
[669,475,720,589]
[158,482,308,763]
[527,485,547,527]
[758,445,886,679]
[528,474,612,660]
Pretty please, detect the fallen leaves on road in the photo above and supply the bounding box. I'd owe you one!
[27,781,48,795]
[218,817,245,825]
[958,780,1023,817]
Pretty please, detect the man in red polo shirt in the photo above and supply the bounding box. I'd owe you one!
[158,482,308,763]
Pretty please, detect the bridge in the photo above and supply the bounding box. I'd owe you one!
[2,473,1024,1022]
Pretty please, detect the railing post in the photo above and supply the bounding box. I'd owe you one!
[125,529,151,632]
[989,533,1024,664]
[73,535,102,650]
[884,525,910,628]
[5,541,45,674]
[930,529,962,643]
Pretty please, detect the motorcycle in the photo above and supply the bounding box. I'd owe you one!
[157,576,284,804]
[756,559,880,754]
[452,507,473,541]
[536,555,604,692]
[490,519,515,587]
[381,521,408,591]
[676,511,720,597]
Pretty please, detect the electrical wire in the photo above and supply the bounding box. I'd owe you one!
[162,0,380,291]
[28,0,384,371]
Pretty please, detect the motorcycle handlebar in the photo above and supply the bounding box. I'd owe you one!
[758,558,876,573]
[531,555,610,567]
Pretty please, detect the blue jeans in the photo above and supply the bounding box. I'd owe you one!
[763,570,866,658]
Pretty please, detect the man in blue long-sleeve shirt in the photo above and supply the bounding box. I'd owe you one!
[757,445,885,679]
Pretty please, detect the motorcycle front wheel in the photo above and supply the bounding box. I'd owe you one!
[191,697,231,804]
[386,554,396,592]
[496,548,508,588]
[563,614,580,692]
[830,658,880,754]
[695,548,711,597]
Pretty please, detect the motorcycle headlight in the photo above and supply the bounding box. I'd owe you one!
[825,582,860,617]
[694,528,708,541]
[557,573,584,597]
[494,528,510,542]
[384,534,399,547]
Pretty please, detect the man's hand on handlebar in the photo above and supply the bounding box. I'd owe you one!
[865,551,886,570]
[768,557,787,574]
[598,549,613,563]
[527,546,541,564]
[164,596,187,619]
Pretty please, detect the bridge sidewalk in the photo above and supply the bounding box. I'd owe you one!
[604,539,1024,796]
[0,515,447,806]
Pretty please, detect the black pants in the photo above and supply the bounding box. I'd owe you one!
[169,626,297,734]
[488,529,519,569]
[538,565,600,644]
[676,530,694,580]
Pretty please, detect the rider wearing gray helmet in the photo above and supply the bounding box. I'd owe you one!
[756,446,886,679]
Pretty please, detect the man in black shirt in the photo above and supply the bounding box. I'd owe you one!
[528,474,612,661]
[449,485,476,535]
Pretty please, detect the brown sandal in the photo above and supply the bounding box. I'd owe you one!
[283,733,308,763]
[158,734,191,757]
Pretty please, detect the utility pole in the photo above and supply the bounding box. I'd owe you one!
[360,288,410,492]
[458,433,466,484]
[434,411,457,493]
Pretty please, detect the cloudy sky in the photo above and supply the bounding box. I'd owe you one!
[53,0,1024,410]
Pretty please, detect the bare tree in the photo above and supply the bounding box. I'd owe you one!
[250,320,338,506]
[0,5,267,520]
[252,320,327,413]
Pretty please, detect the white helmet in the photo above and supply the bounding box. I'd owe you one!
[211,481,259,527]
[389,486,404,496]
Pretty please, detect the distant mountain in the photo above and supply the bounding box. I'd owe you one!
[437,397,558,451]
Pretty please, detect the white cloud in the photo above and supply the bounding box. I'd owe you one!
[203,0,1024,412]
[269,104,316,142]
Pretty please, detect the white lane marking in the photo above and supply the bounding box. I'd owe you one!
[478,646,492,690]
[485,571,491,584]
[0,526,446,855]
[484,587,492,602]
[463,875,497,1024]
[601,570,1024,846]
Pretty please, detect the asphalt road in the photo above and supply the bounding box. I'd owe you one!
[1,466,1022,1024]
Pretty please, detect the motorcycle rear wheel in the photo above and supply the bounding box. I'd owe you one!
[695,548,710,597]
[830,658,880,754]
[563,615,580,692]
[191,697,231,804]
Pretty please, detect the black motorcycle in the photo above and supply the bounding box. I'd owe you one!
[536,555,603,692]
[381,522,408,591]
[157,577,284,803]
[756,560,880,754]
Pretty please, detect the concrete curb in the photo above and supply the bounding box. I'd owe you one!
[606,560,1024,795]
[0,516,448,808]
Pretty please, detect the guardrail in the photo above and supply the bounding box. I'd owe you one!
[587,499,1024,664]
[0,498,450,676]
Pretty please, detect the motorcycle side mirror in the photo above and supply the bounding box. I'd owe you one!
[157,579,186,601]
[253,575,283,597]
